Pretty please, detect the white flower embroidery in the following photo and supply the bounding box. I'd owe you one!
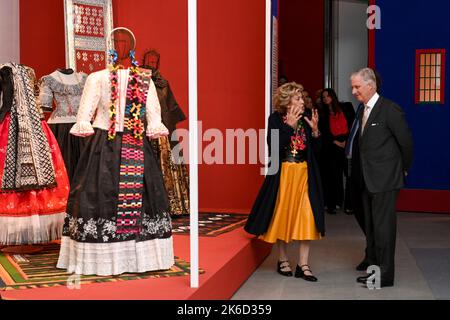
[83,219,97,237]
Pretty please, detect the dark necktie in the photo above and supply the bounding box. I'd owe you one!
[345,103,364,158]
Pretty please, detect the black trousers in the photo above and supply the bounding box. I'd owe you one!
[362,188,399,283]
[345,159,365,232]
[322,145,345,210]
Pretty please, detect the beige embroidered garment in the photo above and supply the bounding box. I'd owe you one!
[70,68,168,138]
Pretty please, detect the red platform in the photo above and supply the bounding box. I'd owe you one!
[0,228,271,300]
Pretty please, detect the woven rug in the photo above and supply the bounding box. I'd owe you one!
[0,242,204,291]
[172,212,248,236]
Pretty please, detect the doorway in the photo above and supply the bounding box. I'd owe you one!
[277,0,369,108]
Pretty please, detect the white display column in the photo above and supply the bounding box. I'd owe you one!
[188,0,199,288]
[0,0,20,63]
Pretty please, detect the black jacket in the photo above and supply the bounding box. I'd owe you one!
[244,112,325,236]
[356,96,414,193]
[152,71,186,148]
[0,66,14,122]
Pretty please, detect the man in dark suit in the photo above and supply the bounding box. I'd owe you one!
[345,71,384,272]
[350,68,414,288]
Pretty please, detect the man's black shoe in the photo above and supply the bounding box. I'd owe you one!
[357,273,394,288]
[356,261,370,271]
[356,274,372,284]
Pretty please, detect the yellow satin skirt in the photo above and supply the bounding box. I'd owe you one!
[259,161,322,243]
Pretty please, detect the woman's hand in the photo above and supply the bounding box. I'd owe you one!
[285,105,302,129]
[304,108,319,132]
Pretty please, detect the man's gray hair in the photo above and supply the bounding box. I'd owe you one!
[351,68,377,90]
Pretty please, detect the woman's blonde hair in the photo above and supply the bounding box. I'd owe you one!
[273,82,303,113]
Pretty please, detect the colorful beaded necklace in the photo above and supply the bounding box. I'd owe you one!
[108,49,144,141]
[108,49,151,234]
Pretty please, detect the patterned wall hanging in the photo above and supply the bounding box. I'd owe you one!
[64,0,113,74]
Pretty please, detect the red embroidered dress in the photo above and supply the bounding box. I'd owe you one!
[0,63,69,245]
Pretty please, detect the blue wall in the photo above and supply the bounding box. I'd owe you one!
[376,0,450,190]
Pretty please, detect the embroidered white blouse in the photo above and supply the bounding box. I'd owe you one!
[70,68,168,138]
[38,71,88,124]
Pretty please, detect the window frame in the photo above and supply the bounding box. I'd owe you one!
[415,48,446,104]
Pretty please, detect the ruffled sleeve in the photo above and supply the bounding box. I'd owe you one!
[146,78,169,139]
[70,71,100,137]
[37,76,54,112]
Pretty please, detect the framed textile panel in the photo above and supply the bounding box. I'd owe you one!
[64,0,114,74]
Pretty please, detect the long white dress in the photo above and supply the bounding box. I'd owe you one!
[56,68,174,276]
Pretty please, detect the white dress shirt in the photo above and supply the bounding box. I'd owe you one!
[361,92,379,134]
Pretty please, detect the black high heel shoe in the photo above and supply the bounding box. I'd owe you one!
[277,261,293,277]
[295,264,318,282]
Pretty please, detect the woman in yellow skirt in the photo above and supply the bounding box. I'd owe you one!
[245,82,325,282]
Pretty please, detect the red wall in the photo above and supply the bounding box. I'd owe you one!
[20,0,266,213]
[197,0,265,212]
[20,0,66,79]
[279,0,324,95]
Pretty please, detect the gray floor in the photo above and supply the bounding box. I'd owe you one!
[232,212,450,300]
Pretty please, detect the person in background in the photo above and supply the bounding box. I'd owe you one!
[319,88,353,214]
[314,89,324,110]
[245,82,324,282]
[278,75,288,87]
[302,89,310,101]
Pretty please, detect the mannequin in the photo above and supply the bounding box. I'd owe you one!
[38,66,88,182]
[0,63,70,253]
[112,29,135,61]
[142,48,190,216]
[56,28,174,276]
[143,49,160,72]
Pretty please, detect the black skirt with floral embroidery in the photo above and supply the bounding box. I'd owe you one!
[62,128,172,243]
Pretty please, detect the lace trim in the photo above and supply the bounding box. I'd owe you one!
[147,124,169,139]
[57,236,174,276]
[0,212,65,245]
[70,121,95,137]
[41,74,87,95]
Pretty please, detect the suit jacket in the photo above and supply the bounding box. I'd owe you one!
[357,96,414,193]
